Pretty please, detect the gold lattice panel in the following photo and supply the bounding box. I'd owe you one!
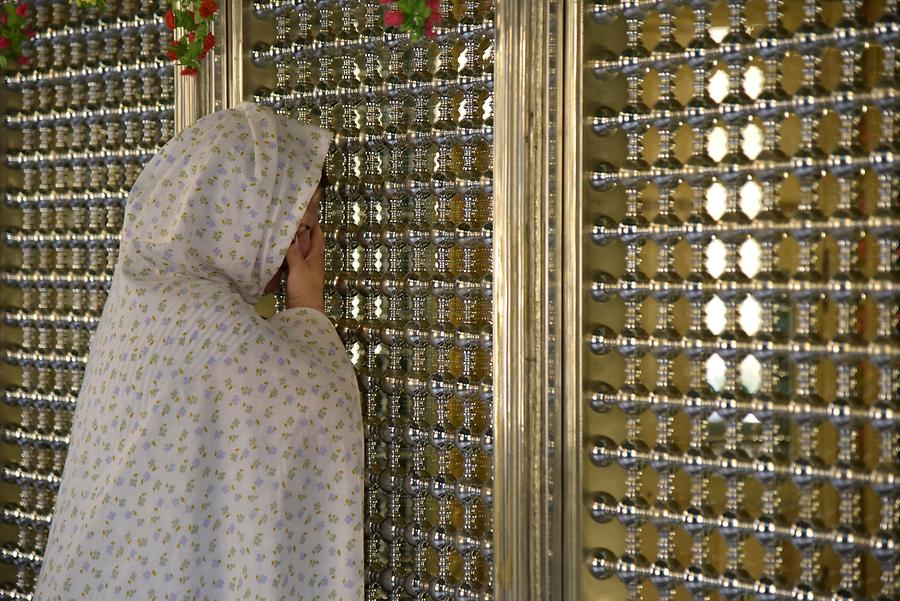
[581,0,898,600]
[0,0,174,596]
[251,1,496,598]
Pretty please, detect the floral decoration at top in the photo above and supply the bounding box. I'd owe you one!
[382,0,442,39]
[165,0,218,76]
[0,2,33,69]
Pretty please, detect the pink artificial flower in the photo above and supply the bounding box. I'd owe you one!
[384,10,404,27]
[16,54,30,65]
[15,3,28,18]
[0,37,10,49]
[380,0,394,4]
[426,0,440,9]
[22,28,36,39]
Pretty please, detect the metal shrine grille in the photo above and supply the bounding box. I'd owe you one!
[0,0,174,596]
[582,1,897,600]
[251,1,495,599]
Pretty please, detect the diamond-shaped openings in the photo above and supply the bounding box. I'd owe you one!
[706,181,727,221]
[739,355,762,393]
[739,179,763,219]
[707,125,728,162]
[705,238,727,278]
[704,295,727,336]
[739,295,762,336]
[706,353,727,391]
[708,69,730,103]
[742,122,763,160]
[743,64,764,99]
[739,238,762,278]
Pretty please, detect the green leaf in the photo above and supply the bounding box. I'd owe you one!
[174,10,194,29]
[0,54,7,70]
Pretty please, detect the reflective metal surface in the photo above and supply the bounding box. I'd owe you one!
[0,0,174,597]
[574,0,899,600]
[250,1,496,598]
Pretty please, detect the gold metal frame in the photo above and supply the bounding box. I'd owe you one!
[180,2,574,597]
[561,1,583,600]
[493,1,563,598]
[174,0,244,133]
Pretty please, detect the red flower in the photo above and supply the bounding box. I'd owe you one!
[188,31,196,42]
[16,54,30,65]
[203,32,215,52]
[425,8,442,28]
[199,0,218,19]
[426,0,440,9]
[424,3,442,38]
[384,10,404,27]
[166,47,178,60]
[15,3,28,18]
[22,28,35,39]
[165,9,175,30]
[0,37,9,49]
[380,0,393,3]
[180,66,198,76]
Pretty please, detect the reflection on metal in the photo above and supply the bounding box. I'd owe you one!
[0,0,176,597]
[3,1,895,599]
[173,28,202,133]
[249,1,496,598]
[493,0,561,599]
[572,1,899,600]
[218,0,244,110]
[174,0,243,133]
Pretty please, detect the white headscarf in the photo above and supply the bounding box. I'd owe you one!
[34,102,363,600]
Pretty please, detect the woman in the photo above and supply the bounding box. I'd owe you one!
[33,102,363,600]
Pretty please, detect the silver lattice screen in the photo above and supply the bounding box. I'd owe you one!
[0,0,174,596]
[580,0,898,600]
[251,1,495,599]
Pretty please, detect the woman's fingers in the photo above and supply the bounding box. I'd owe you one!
[307,223,325,260]
[283,225,326,312]
[284,235,305,270]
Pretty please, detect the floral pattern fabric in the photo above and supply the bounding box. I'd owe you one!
[33,102,363,601]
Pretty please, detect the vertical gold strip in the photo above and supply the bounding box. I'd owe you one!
[561,1,583,600]
[493,1,561,598]
[173,23,201,133]
[219,0,244,109]
[174,0,243,133]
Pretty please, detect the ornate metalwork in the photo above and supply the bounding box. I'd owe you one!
[0,0,174,597]
[576,1,898,600]
[250,1,496,598]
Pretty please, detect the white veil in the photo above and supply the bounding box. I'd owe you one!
[34,102,363,600]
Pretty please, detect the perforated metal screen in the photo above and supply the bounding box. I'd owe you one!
[251,1,496,598]
[580,0,898,599]
[0,0,174,596]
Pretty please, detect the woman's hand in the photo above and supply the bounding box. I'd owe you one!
[284,223,326,313]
